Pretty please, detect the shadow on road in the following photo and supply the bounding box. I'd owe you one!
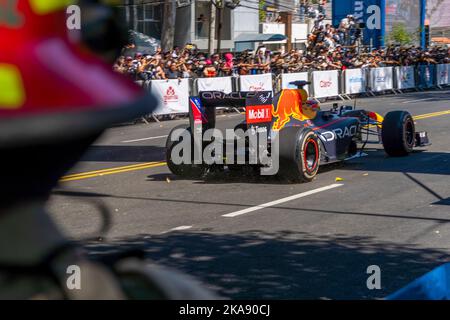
[79,145,165,163]
[84,231,449,299]
[143,149,450,186]
[343,150,450,176]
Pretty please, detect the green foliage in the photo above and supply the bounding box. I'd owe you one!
[259,0,266,22]
[386,23,415,46]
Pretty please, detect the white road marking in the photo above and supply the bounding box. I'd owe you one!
[345,151,368,161]
[160,225,193,234]
[122,135,168,143]
[170,225,193,231]
[222,183,344,218]
[401,98,434,104]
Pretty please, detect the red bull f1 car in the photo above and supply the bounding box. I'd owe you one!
[166,81,430,182]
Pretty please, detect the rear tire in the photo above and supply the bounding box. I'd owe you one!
[277,127,321,182]
[381,111,415,157]
[166,124,206,178]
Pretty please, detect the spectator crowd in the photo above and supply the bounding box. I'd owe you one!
[113,6,449,81]
[114,43,449,81]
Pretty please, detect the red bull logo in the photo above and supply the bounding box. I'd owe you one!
[272,89,317,131]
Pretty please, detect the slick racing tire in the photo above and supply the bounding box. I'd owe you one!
[381,111,415,157]
[166,124,206,178]
[278,127,321,182]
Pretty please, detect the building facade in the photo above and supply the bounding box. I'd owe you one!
[117,0,260,51]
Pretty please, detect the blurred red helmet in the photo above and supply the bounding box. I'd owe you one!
[0,0,156,147]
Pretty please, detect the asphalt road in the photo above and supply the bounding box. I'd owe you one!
[48,89,450,299]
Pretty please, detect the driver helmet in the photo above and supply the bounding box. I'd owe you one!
[298,88,308,103]
[0,0,156,148]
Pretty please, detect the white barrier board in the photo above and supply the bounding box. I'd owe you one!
[280,72,310,94]
[239,73,273,92]
[344,68,367,94]
[150,79,190,115]
[312,70,339,98]
[197,76,233,93]
[395,66,415,89]
[437,64,450,85]
[369,67,393,92]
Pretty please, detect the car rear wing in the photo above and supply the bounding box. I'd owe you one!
[189,91,273,130]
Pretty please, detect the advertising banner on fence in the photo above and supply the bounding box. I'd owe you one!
[344,68,367,94]
[369,67,393,92]
[418,65,436,88]
[149,79,190,115]
[437,64,450,86]
[395,66,415,89]
[197,76,233,93]
[312,70,339,98]
[280,72,309,94]
[239,74,273,92]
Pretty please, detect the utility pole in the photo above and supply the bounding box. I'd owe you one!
[208,1,216,55]
[280,11,292,52]
[162,0,176,51]
[216,0,224,54]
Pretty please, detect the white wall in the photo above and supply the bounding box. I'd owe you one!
[233,0,260,39]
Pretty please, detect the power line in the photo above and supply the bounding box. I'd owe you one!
[113,0,316,20]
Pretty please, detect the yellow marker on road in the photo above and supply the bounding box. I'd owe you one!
[413,110,450,120]
[60,161,166,182]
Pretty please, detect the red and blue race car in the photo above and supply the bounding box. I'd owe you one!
[166,81,430,182]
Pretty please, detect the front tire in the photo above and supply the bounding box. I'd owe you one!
[381,111,415,157]
[277,127,321,182]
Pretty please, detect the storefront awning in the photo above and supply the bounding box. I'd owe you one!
[234,33,287,43]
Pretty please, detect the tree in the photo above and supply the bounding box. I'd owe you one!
[161,0,176,51]
[259,0,266,23]
[386,23,415,46]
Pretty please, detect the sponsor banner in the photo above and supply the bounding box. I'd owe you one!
[246,105,273,124]
[280,72,310,94]
[417,64,436,88]
[395,66,415,89]
[312,70,339,98]
[239,73,273,92]
[197,76,233,93]
[149,79,190,115]
[344,68,367,94]
[369,67,393,92]
[246,91,273,125]
[437,64,450,85]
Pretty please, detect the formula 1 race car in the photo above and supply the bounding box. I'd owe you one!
[166,81,430,182]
